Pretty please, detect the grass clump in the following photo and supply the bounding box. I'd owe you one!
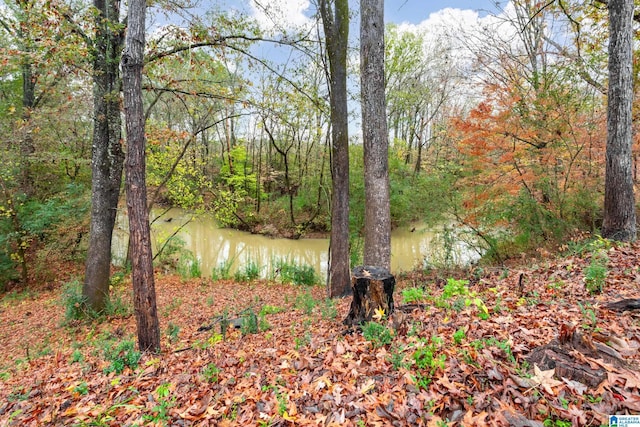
[61,280,91,322]
[234,259,261,282]
[61,280,132,323]
[273,257,319,286]
[177,252,201,279]
[211,259,234,280]
[295,291,317,315]
[166,322,180,343]
[320,298,338,320]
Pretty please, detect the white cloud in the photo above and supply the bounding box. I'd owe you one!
[397,6,511,44]
[389,6,520,111]
[248,0,313,34]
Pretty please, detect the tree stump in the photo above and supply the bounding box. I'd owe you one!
[344,265,395,326]
[526,324,630,388]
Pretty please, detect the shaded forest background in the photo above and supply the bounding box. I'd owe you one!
[0,0,638,289]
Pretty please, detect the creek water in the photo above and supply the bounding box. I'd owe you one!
[112,208,480,280]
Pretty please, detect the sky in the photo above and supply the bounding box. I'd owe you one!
[385,0,499,24]
[226,0,506,33]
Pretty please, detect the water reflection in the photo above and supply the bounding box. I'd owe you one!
[112,208,480,279]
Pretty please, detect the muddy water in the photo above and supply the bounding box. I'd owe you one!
[112,208,479,279]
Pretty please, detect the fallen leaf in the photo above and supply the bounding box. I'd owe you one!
[359,378,376,395]
[531,364,563,395]
[373,307,385,321]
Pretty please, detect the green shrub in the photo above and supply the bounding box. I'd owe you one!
[0,182,89,289]
[259,305,284,315]
[439,278,489,319]
[0,242,18,291]
[362,321,393,348]
[166,322,180,343]
[105,292,132,318]
[143,383,175,424]
[442,278,469,299]
[411,337,446,389]
[155,235,185,268]
[584,250,608,294]
[202,363,221,383]
[402,287,427,303]
[453,328,466,345]
[102,339,141,374]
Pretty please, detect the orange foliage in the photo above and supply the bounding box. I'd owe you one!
[451,72,608,231]
[146,126,190,147]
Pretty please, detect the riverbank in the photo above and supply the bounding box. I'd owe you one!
[1,236,639,425]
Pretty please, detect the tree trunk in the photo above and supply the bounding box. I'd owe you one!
[122,0,161,352]
[361,0,391,269]
[19,60,35,198]
[83,0,125,313]
[344,265,395,326]
[602,0,637,242]
[319,0,351,297]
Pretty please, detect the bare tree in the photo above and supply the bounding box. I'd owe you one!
[361,0,391,269]
[319,0,351,297]
[122,0,161,351]
[602,0,636,242]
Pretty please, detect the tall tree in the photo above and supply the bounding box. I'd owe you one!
[361,0,391,269]
[319,0,350,297]
[602,0,636,241]
[122,0,161,351]
[83,0,126,312]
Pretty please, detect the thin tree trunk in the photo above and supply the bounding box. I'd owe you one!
[602,0,636,242]
[83,0,125,312]
[122,0,161,352]
[19,60,35,197]
[319,0,351,297]
[361,0,391,269]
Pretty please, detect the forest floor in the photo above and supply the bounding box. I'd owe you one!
[0,238,639,426]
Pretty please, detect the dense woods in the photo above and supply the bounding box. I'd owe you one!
[1,0,637,292]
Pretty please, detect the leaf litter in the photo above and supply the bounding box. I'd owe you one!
[0,241,639,426]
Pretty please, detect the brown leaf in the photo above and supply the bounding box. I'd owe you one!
[531,364,563,395]
[462,410,488,426]
[501,409,545,427]
[180,389,212,419]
